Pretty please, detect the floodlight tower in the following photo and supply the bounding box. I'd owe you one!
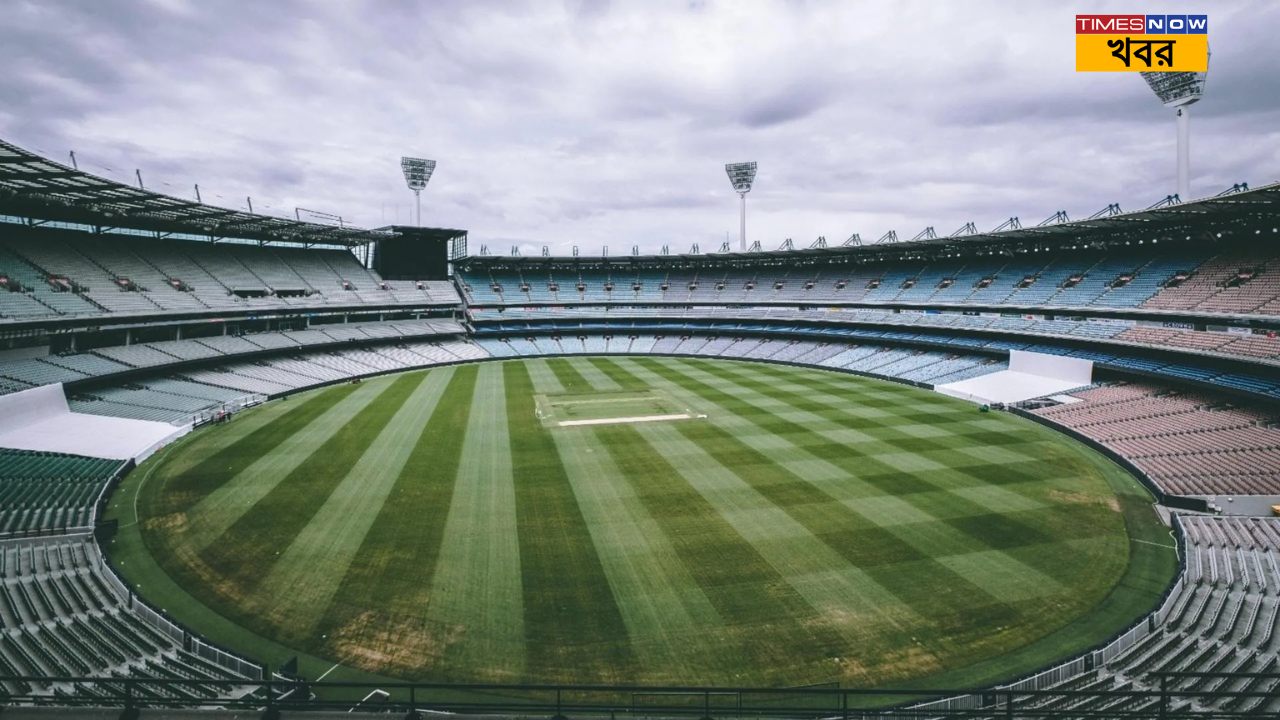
[1141,56,1208,201]
[725,162,757,252]
[400,156,436,227]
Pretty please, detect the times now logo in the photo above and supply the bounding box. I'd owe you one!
[1076,15,1208,34]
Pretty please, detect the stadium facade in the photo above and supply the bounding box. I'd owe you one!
[0,136,1278,716]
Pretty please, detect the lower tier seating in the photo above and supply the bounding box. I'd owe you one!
[1033,383,1280,496]
[474,334,1003,388]
[0,536,254,701]
[473,305,1280,368]
[0,450,125,535]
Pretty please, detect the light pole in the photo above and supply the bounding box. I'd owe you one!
[1141,58,1208,201]
[725,162,757,252]
[400,156,436,226]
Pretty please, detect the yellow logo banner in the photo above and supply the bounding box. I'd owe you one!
[1076,34,1208,72]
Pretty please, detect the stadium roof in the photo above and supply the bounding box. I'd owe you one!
[0,138,388,247]
[460,181,1280,266]
[374,225,468,242]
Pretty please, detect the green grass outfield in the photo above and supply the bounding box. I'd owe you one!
[107,356,1176,690]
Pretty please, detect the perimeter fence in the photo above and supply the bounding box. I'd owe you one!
[0,674,1276,717]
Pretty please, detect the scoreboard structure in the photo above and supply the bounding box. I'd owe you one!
[371,226,468,281]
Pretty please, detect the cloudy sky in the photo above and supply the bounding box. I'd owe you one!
[1,0,1276,255]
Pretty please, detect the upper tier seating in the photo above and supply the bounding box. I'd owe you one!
[0,231,461,322]
[473,304,1280,368]
[1141,252,1280,315]
[459,246,1280,317]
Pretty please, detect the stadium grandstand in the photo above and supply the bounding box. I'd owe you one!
[1,124,1280,716]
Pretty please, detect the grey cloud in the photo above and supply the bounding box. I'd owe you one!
[737,84,832,128]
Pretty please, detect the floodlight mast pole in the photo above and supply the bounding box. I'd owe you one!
[1141,56,1208,201]
[725,162,757,253]
[1176,105,1191,200]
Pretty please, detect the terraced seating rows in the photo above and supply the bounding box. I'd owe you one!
[175,338,487,397]
[472,334,996,387]
[474,305,1280,368]
[1096,516,1280,713]
[1143,252,1280,315]
[460,247,1280,314]
[0,320,466,399]
[0,537,253,701]
[0,231,460,322]
[1033,383,1280,496]
[0,450,124,535]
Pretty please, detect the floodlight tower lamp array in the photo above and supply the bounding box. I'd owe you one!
[400,156,436,227]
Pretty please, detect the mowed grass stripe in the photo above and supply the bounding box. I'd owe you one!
[511,360,635,682]
[646,358,896,452]
[704,359,970,432]
[547,427,729,681]
[669,417,1063,620]
[621,357,998,534]
[149,388,336,515]
[198,374,421,600]
[566,355,622,391]
[709,361,1057,491]
[667,359,1051,517]
[725,358,1170,684]
[645,361,1129,661]
[523,358,565,394]
[723,360,1024,438]
[603,357,877,499]
[585,356,649,391]
[663,359,1085,534]
[528,357,728,681]
[544,357,594,394]
[631,422,918,643]
[698,361,1127,565]
[593,422,848,683]
[313,365,478,677]
[655,360,1133,653]
[249,368,455,641]
[634,359,1059,616]
[725,359,956,405]
[721,360,1053,458]
[181,381,381,552]
[613,356,972,533]
[427,363,527,681]
[627,357,924,501]
[595,360,899,647]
